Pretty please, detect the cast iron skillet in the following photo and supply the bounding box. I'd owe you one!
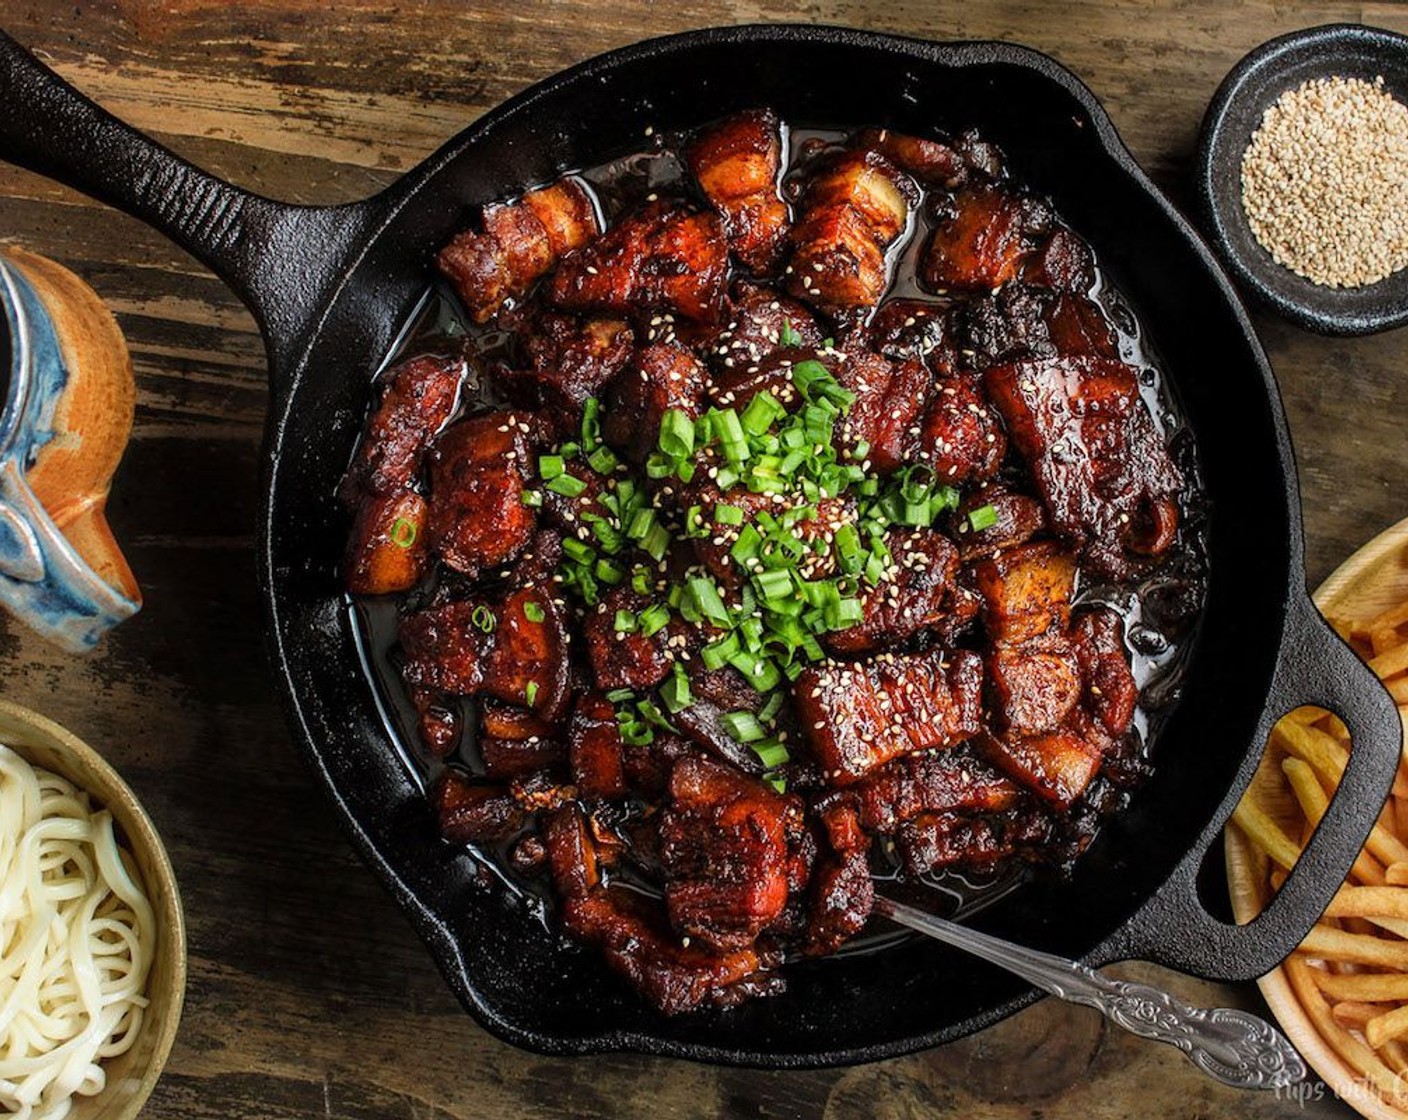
[0,24,1400,1068]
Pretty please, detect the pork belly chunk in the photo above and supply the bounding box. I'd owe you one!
[788,150,918,309]
[852,127,966,187]
[660,756,799,952]
[497,308,633,421]
[953,483,1046,560]
[911,375,1006,484]
[582,585,684,692]
[345,352,466,498]
[561,887,782,1015]
[703,282,824,380]
[826,743,1020,834]
[984,355,1183,578]
[835,351,932,472]
[802,847,874,956]
[345,489,430,596]
[687,109,791,273]
[795,649,983,786]
[437,178,600,323]
[433,769,526,844]
[826,529,977,654]
[428,412,537,578]
[548,201,728,323]
[968,540,1077,645]
[982,730,1102,810]
[921,183,1046,292]
[567,692,628,799]
[603,344,707,464]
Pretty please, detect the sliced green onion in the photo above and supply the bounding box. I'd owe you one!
[547,473,587,498]
[523,601,545,623]
[587,445,619,475]
[582,397,602,451]
[741,391,784,436]
[714,503,745,526]
[752,739,790,769]
[968,503,999,531]
[538,454,566,480]
[642,523,671,562]
[702,632,741,671]
[525,681,539,707]
[471,605,496,633]
[659,408,695,459]
[520,489,543,508]
[389,517,418,549]
[721,710,766,743]
[613,609,637,633]
[562,538,595,565]
[639,602,671,636]
[686,577,730,625]
[661,666,693,714]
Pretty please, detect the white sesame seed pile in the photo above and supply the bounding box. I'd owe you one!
[1240,74,1408,289]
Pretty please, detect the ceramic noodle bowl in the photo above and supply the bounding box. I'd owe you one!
[0,246,140,650]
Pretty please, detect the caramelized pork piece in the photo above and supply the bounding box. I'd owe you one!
[984,355,1183,578]
[1044,294,1119,360]
[968,540,1077,645]
[660,756,799,952]
[345,352,466,498]
[1026,229,1095,294]
[853,127,966,186]
[568,692,628,798]
[543,804,602,898]
[437,178,601,323]
[500,309,634,419]
[400,584,571,747]
[912,376,1006,483]
[795,649,983,786]
[704,283,823,380]
[480,699,556,741]
[561,887,782,1015]
[1069,608,1138,736]
[954,285,1054,371]
[582,586,685,691]
[953,484,1045,560]
[866,299,957,376]
[922,183,1048,292]
[479,733,565,780]
[345,489,429,596]
[987,635,1083,735]
[603,344,707,463]
[983,730,1102,809]
[687,109,791,273]
[788,150,918,309]
[428,412,537,577]
[820,743,1019,836]
[897,811,1024,875]
[433,769,526,844]
[548,201,728,323]
[673,665,772,774]
[621,732,697,799]
[707,346,807,412]
[835,351,931,472]
[802,847,874,956]
[826,529,976,654]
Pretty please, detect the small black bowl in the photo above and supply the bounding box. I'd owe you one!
[1195,23,1408,335]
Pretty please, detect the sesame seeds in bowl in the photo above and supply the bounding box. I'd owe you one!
[1196,24,1408,335]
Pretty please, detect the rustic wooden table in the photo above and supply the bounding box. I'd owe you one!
[1,2,1405,1116]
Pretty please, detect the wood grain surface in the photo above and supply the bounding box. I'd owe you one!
[1,2,1404,1117]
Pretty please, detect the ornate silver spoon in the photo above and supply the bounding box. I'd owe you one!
[874,895,1306,1090]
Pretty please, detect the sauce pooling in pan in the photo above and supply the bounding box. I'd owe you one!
[342,112,1208,1015]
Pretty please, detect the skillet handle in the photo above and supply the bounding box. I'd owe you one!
[1119,594,1402,980]
[0,30,383,374]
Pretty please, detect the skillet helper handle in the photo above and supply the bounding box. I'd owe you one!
[0,30,378,366]
[1128,594,1402,979]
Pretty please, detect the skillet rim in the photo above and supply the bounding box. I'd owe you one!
[255,22,1304,1066]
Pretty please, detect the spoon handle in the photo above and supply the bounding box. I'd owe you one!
[873,895,1305,1090]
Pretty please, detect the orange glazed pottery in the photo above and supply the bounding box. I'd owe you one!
[0,245,139,650]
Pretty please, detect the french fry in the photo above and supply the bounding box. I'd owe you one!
[1277,718,1408,799]
[1365,916,1408,939]
[1312,970,1408,1002]
[1325,886,1408,921]
[1370,640,1408,680]
[1384,1039,1408,1076]
[1334,1000,1380,1029]
[1301,924,1408,970]
[1283,758,1387,885]
[1371,599,1408,633]
[1388,677,1408,703]
[1387,863,1408,887]
[1367,1003,1408,1049]
[1373,627,1406,657]
[1285,954,1405,1101]
[1230,799,1302,870]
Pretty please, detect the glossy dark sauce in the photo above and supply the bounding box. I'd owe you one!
[347,123,1209,950]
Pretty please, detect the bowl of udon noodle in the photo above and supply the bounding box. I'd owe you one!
[0,698,184,1120]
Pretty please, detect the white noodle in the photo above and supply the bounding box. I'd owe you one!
[0,745,153,1120]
